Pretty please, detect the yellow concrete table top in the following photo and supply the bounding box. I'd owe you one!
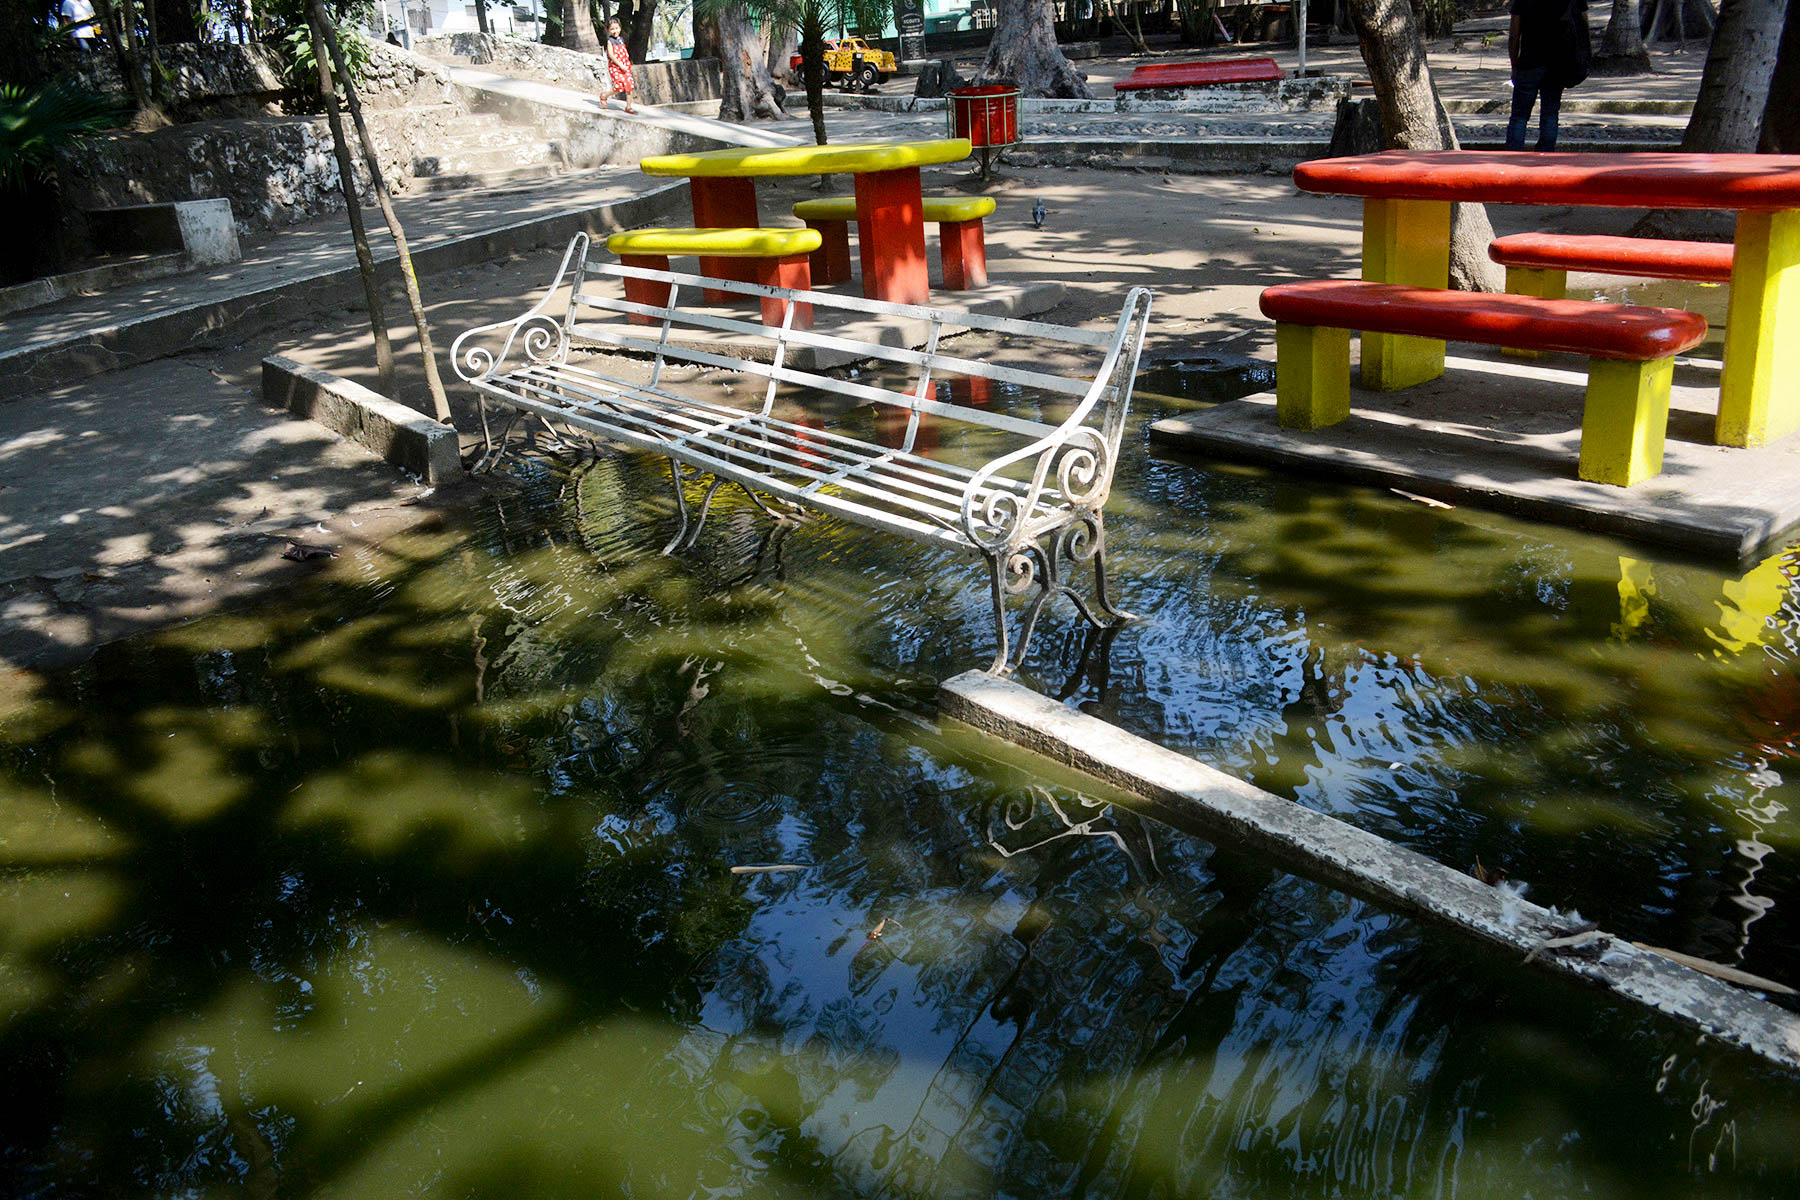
[641,139,972,178]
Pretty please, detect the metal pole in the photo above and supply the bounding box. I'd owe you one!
[1296,0,1308,75]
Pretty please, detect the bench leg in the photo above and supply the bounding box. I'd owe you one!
[618,254,671,325]
[805,218,853,285]
[940,218,988,290]
[1579,356,1673,487]
[1502,265,1568,360]
[1361,197,1450,390]
[1274,323,1352,431]
[1717,208,1800,448]
[754,253,813,329]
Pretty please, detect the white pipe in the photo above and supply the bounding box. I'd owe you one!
[1297,0,1308,75]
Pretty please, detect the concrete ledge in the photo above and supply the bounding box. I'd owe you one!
[88,198,242,266]
[938,670,1800,1074]
[0,252,188,318]
[1147,353,1800,563]
[262,356,461,484]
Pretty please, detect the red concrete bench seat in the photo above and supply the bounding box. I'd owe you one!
[1113,57,1284,91]
[606,227,821,328]
[1259,280,1711,486]
[1488,233,1735,285]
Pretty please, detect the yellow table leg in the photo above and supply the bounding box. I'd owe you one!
[1717,208,1800,448]
[1502,265,1567,360]
[1579,356,1673,487]
[1361,196,1451,390]
[1275,323,1351,430]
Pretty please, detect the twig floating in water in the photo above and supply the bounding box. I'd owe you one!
[1632,943,1799,996]
[729,864,806,875]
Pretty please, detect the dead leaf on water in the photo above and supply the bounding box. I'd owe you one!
[281,542,336,562]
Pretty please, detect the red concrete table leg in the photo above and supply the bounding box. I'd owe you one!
[804,218,853,285]
[618,254,671,324]
[940,218,987,290]
[689,176,760,301]
[853,167,929,306]
[753,253,813,329]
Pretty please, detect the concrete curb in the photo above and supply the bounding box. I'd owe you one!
[938,670,1800,1074]
[262,355,461,485]
[5,179,689,397]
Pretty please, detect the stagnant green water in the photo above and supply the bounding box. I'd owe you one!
[4,366,1800,1197]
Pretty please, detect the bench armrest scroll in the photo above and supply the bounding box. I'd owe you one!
[958,288,1153,554]
[451,234,587,383]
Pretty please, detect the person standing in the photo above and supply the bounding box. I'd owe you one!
[606,18,637,115]
[1505,0,1592,151]
[60,0,97,48]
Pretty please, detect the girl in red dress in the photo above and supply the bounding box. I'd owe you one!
[605,19,636,114]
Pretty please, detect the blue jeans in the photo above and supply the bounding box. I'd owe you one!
[1506,66,1563,151]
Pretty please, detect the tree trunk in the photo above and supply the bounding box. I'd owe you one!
[1594,0,1653,72]
[715,8,786,121]
[693,10,720,62]
[155,0,199,45]
[1347,0,1503,291]
[1682,0,1784,151]
[314,0,454,425]
[625,0,658,61]
[800,9,828,146]
[1761,0,1800,149]
[976,0,1093,96]
[306,4,395,398]
[564,0,601,51]
[768,21,797,78]
[475,0,491,35]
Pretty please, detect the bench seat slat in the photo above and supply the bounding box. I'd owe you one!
[474,377,1023,548]
[513,361,1030,493]
[497,365,1051,520]
[1258,280,1709,360]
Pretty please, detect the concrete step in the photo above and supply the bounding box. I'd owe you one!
[416,163,561,192]
[412,141,561,176]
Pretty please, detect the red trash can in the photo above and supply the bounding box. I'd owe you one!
[947,85,1018,178]
[947,84,1019,147]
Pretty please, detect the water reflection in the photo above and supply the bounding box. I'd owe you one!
[2,380,1800,1195]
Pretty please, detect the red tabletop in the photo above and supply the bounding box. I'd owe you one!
[1294,151,1800,212]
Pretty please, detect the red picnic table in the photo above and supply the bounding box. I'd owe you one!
[1293,150,1800,449]
[639,139,973,307]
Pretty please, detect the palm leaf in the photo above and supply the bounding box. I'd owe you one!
[0,82,121,191]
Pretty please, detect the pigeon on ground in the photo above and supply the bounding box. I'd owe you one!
[1031,198,1046,229]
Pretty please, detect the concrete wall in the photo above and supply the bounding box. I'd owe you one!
[417,32,722,105]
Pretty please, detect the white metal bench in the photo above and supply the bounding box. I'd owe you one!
[451,233,1154,673]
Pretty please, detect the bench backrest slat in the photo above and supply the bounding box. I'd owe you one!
[564,317,1064,441]
[571,284,1101,401]
[583,260,1116,347]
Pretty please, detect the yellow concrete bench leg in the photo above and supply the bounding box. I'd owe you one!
[1579,356,1674,487]
[1361,196,1450,391]
[1717,208,1800,448]
[1274,323,1352,431]
[1501,265,1568,360]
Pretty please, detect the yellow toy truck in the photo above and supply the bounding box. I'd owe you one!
[822,37,897,92]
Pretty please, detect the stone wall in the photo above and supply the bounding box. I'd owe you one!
[358,41,461,109]
[55,105,475,234]
[58,42,289,118]
[417,33,721,106]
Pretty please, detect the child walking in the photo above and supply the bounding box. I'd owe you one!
[606,19,636,114]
